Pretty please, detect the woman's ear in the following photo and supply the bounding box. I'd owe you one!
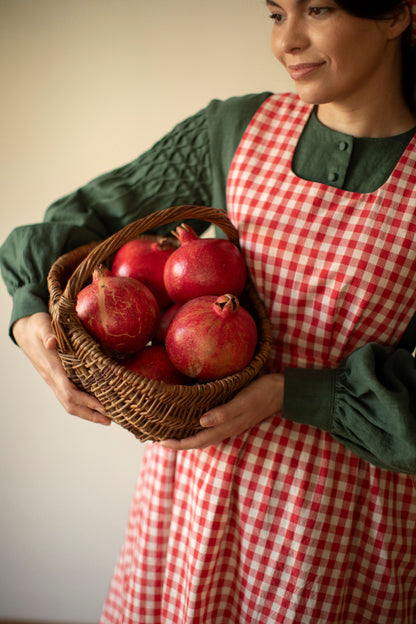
[386,4,412,40]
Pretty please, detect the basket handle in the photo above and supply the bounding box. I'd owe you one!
[62,205,239,300]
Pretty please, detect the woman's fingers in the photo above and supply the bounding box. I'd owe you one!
[52,370,111,424]
[161,374,284,450]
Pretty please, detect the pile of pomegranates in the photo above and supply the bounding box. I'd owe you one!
[75,224,258,384]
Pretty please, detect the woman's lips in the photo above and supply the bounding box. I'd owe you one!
[287,62,325,80]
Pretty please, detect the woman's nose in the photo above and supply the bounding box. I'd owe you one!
[278,19,309,54]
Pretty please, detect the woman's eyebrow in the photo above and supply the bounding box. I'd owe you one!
[266,0,309,6]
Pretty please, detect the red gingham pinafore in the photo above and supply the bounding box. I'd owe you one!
[100,94,416,624]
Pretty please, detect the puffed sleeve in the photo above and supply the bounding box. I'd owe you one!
[0,91,272,342]
[283,343,416,473]
[0,108,213,341]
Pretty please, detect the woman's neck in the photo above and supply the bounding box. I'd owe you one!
[317,97,416,138]
[316,47,416,138]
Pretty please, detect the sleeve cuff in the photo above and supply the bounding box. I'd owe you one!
[282,367,337,432]
[9,284,50,344]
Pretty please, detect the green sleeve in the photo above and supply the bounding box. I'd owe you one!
[283,343,416,473]
[0,108,211,340]
[0,93,270,341]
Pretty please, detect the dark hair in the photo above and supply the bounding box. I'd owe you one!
[335,0,416,113]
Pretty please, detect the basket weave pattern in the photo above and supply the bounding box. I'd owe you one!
[47,206,272,441]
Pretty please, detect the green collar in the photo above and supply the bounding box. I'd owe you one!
[293,109,416,193]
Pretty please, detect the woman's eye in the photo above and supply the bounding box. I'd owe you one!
[268,5,333,24]
[308,7,331,17]
[268,12,285,24]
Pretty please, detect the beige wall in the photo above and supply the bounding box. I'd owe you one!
[0,1,293,621]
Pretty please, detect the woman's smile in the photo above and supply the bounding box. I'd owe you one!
[287,61,326,80]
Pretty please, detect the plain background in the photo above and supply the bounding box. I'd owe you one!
[0,1,293,621]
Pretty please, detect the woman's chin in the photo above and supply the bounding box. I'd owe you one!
[293,86,330,106]
[288,77,334,106]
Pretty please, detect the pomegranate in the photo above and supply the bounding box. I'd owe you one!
[76,265,160,353]
[163,223,247,304]
[123,345,192,385]
[111,236,177,309]
[165,294,257,382]
[153,303,182,344]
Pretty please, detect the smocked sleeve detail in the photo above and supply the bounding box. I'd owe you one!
[0,108,213,341]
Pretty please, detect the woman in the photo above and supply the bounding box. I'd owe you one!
[1,1,416,621]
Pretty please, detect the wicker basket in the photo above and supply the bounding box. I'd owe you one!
[47,205,272,441]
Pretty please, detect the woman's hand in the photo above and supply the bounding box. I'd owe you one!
[160,373,284,450]
[13,312,111,425]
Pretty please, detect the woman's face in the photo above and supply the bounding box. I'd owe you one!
[267,0,404,110]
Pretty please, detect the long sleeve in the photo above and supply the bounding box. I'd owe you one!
[0,93,271,341]
[0,109,214,340]
[283,343,416,473]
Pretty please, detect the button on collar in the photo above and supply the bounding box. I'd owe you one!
[292,110,354,189]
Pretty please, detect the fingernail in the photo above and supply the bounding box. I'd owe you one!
[96,414,111,425]
[200,413,213,427]
[44,335,56,349]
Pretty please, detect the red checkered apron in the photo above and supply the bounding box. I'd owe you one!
[100,94,416,624]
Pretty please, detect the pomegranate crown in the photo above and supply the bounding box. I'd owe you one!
[171,223,199,244]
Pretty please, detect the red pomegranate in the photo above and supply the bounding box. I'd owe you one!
[111,236,177,309]
[163,223,247,304]
[123,345,192,385]
[165,293,257,382]
[76,265,160,353]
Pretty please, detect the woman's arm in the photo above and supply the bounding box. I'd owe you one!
[0,93,270,341]
[0,108,213,422]
[0,94,270,426]
[0,107,213,342]
[283,343,416,473]
[164,342,416,475]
